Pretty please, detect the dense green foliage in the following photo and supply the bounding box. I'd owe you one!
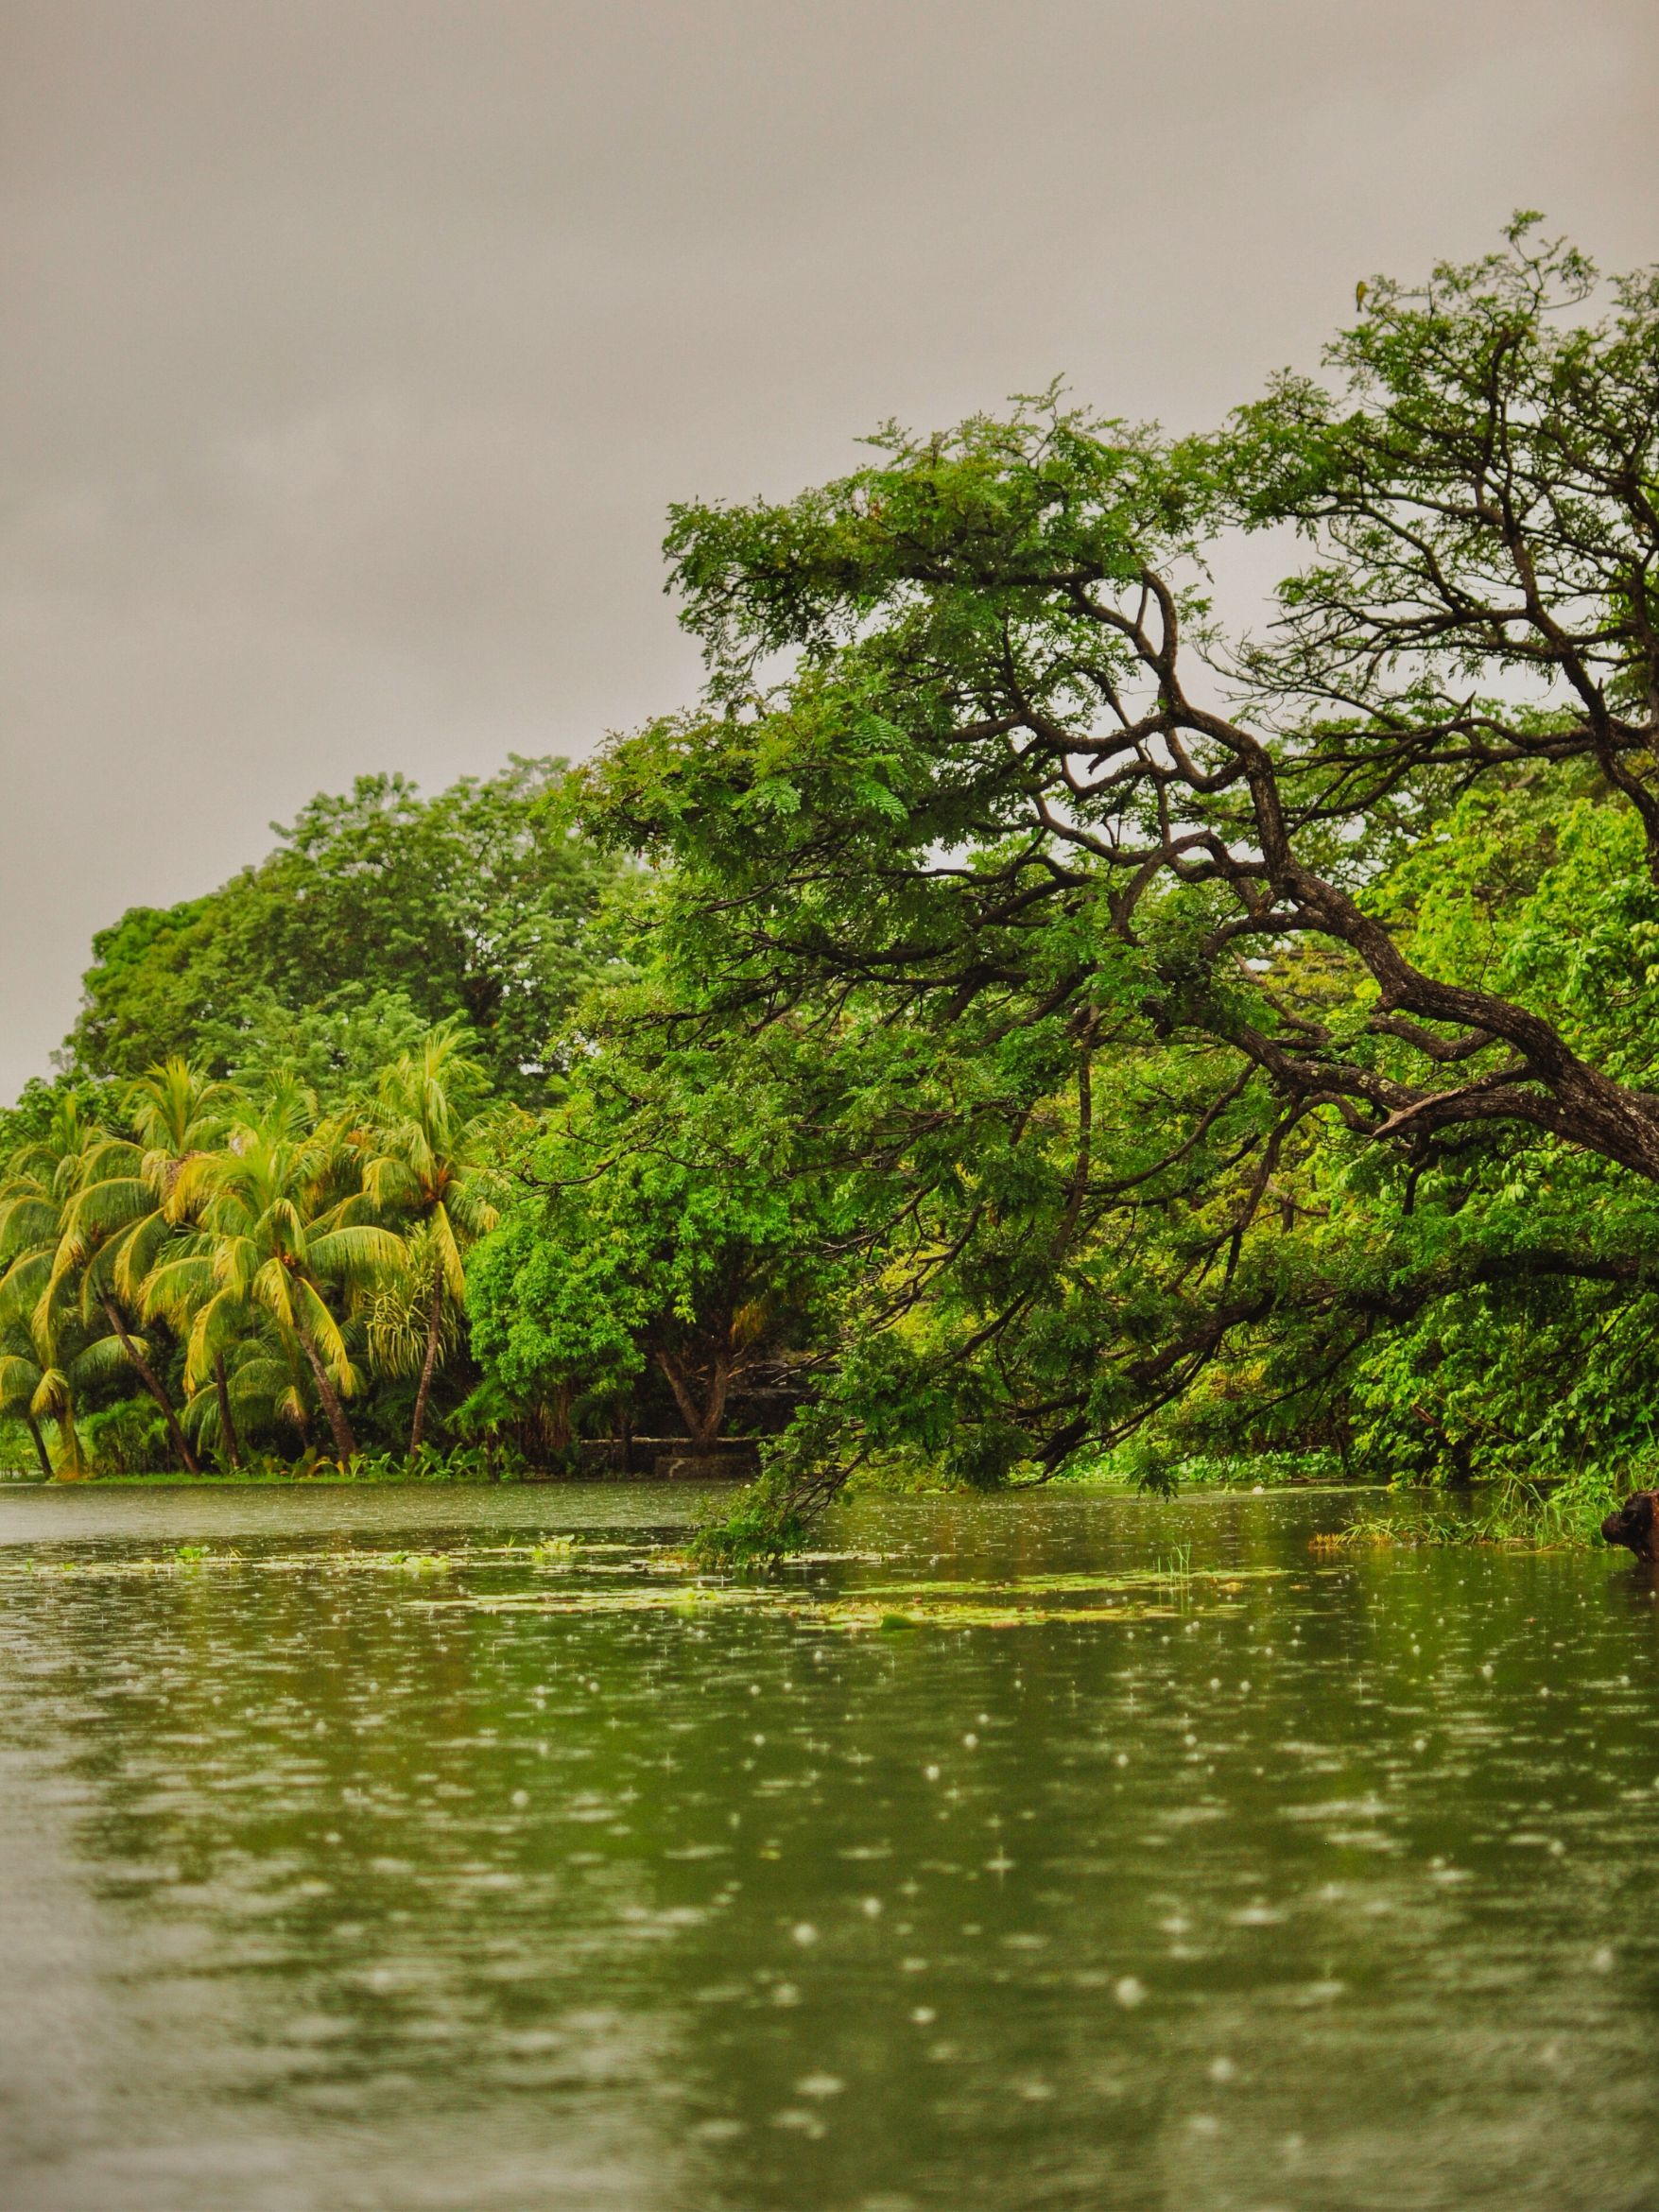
[8,220,1659,1550]
[68,756,620,1102]
[568,217,1659,1547]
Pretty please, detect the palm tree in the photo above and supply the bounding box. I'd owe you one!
[361,1027,512,1456]
[0,1300,137,1478]
[142,1231,257,1470]
[166,1314,302,1469]
[0,1097,141,1477]
[148,1089,405,1464]
[43,1060,238,1476]
[0,1322,55,1477]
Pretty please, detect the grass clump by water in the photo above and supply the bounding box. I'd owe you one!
[1055,1444,1348,1495]
[1314,1471,1628,1554]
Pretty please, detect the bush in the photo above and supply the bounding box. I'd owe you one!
[81,1399,176,1475]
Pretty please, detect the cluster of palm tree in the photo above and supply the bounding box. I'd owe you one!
[0,1029,512,1478]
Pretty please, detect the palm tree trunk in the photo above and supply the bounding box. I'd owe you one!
[301,1339,357,1463]
[408,1282,444,1459]
[22,1409,53,1478]
[55,1406,86,1478]
[213,1353,244,1471]
[97,1292,199,1474]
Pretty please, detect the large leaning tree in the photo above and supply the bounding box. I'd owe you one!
[578,219,1659,1539]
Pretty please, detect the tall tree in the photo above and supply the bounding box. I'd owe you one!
[574,219,1659,1529]
[45,1061,242,1475]
[359,1026,513,1455]
[148,1091,405,1464]
[468,1029,841,1457]
[0,1097,140,1477]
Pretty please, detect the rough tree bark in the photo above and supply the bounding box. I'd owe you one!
[22,1409,53,1479]
[301,1339,357,1464]
[654,1342,734,1451]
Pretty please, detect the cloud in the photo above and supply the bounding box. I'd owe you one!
[2,0,1654,1095]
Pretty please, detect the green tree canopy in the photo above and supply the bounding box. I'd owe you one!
[570,218,1659,1534]
[467,1023,847,1457]
[67,756,624,1101]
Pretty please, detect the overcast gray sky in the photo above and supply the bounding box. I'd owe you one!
[3,0,1655,1100]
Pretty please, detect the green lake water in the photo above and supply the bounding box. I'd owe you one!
[2,1482,1657,2211]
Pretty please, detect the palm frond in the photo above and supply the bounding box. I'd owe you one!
[69,1333,147,1386]
[307,1225,407,1283]
[0,1353,43,1410]
[251,1256,298,1328]
[62,1173,150,1237]
[142,1252,214,1322]
[112,1208,177,1306]
[30,1367,71,1420]
[0,1252,52,1328]
[0,1194,62,1262]
[294,1276,354,1385]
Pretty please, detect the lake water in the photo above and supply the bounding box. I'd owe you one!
[2,1481,1657,2211]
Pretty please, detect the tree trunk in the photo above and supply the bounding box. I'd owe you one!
[301,1339,357,1464]
[654,1344,733,1451]
[1048,1046,1094,1266]
[97,1292,199,1474]
[22,1409,53,1478]
[408,1281,444,1459]
[56,1407,86,1478]
[697,1350,732,1449]
[547,1383,573,1453]
[213,1353,244,1472]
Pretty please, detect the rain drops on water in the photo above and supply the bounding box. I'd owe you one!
[694,2118,745,2143]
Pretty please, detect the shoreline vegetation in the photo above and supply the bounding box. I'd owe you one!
[0,1465,1622,1565]
[6,221,1659,1561]
[0,1457,1619,1558]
